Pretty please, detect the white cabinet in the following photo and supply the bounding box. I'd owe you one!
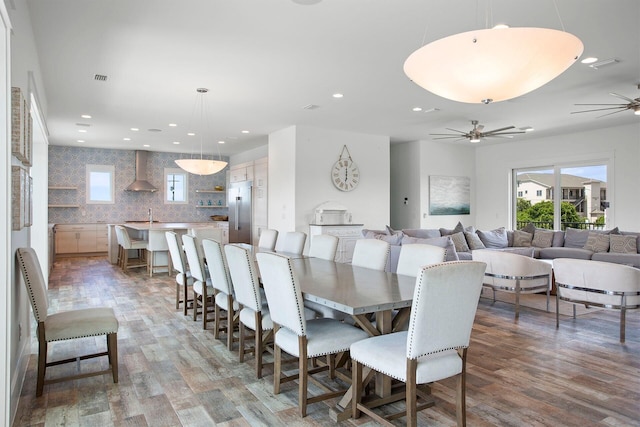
[55,223,108,255]
[215,221,229,244]
[252,157,268,246]
[309,224,364,263]
[229,161,254,183]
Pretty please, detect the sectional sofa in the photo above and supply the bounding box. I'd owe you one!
[361,222,640,273]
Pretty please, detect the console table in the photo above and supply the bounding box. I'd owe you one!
[309,223,363,263]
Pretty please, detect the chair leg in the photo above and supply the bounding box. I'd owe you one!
[184,281,190,316]
[620,307,626,343]
[107,332,119,383]
[298,335,308,417]
[406,358,418,427]
[514,279,521,322]
[456,348,468,427]
[274,326,282,395]
[227,294,235,350]
[255,312,263,378]
[352,359,363,419]
[202,288,209,330]
[36,329,47,397]
[239,322,246,363]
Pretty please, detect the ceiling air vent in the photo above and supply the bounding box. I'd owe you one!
[303,104,319,110]
[94,74,108,81]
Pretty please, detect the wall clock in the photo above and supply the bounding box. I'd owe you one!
[331,145,360,192]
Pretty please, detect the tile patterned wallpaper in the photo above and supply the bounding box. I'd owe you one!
[48,146,229,224]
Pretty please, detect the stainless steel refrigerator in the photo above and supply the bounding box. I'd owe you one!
[228,181,252,244]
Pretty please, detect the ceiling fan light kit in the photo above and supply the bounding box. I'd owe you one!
[404,27,584,104]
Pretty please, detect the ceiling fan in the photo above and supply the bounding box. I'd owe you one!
[571,87,640,118]
[430,120,525,143]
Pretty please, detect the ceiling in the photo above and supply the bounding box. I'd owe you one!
[24,0,640,157]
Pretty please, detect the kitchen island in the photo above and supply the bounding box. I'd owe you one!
[107,222,228,265]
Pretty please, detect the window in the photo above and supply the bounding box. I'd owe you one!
[514,163,608,230]
[165,168,188,204]
[86,165,114,204]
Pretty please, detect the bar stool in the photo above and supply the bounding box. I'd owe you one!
[114,225,147,271]
[147,229,172,277]
[190,227,223,263]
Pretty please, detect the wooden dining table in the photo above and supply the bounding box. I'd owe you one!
[236,243,418,421]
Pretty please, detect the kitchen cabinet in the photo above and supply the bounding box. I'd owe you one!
[309,224,364,263]
[55,223,108,255]
[229,162,254,183]
[252,157,268,246]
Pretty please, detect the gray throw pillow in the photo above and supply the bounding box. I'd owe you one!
[583,232,610,253]
[520,223,536,235]
[401,235,458,261]
[373,231,404,246]
[439,221,464,236]
[610,234,638,254]
[476,227,508,249]
[401,228,441,239]
[464,231,486,250]
[450,231,470,253]
[512,230,533,247]
[531,229,554,248]
[563,228,591,248]
[362,229,387,238]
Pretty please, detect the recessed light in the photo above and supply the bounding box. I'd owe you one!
[77,139,85,143]
[123,137,131,141]
[241,130,250,134]
[332,93,344,98]
[143,144,150,147]
[218,140,225,144]
[168,123,177,127]
[412,107,423,112]
[187,132,195,136]
[581,57,598,64]
[131,127,139,131]
[81,114,92,119]
[493,24,509,29]
[173,141,181,145]
[78,129,87,133]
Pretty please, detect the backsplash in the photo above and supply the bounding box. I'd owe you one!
[48,146,229,224]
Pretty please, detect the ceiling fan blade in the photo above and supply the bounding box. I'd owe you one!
[431,135,468,140]
[596,108,630,119]
[574,103,628,106]
[483,126,515,134]
[485,135,514,139]
[476,124,484,132]
[444,128,467,134]
[570,106,627,114]
[609,92,636,103]
[486,130,526,136]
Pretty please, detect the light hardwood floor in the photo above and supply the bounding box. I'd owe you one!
[14,255,640,426]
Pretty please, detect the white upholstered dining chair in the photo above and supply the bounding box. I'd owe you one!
[256,251,369,417]
[275,231,307,255]
[258,228,279,251]
[166,231,193,315]
[17,247,119,397]
[308,234,339,261]
[351,239,390,271]
[350,261,487,426]
[224,244,273,378]
[396,243,447,277]
[146,228,171,277]
[182,234,215,329]
[114,225,147,271]
[202,238,240,349]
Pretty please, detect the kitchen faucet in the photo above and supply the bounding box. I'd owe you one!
[148,208,153,223]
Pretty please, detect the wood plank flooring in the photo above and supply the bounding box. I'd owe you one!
[13,255,640,426]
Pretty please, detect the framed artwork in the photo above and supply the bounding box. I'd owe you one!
[429,175,470,215]
[11,87,32,166]
[12,166,25,230]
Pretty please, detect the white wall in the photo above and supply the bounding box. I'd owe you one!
[269,125,390,237]
[475,122,640,231]
[229,143,268,166]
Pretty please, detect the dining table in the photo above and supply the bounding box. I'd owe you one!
[236,243,418,421]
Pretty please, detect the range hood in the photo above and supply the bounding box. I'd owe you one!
[125,151,158,192]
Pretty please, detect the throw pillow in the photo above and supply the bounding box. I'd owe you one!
[531,229,554,248]
[439,221,464,236]
[401,235,458,261]
[450,231,470,253]
[583,232,610,253]
[476,227,508,249]
[520,223,536,235]
[401,228,441,239]
[362,228,387,238]
[512,230,533,247]
[563,228,591,248]
[609,234,638,254]
[464,231,486,250]
[373,231,404,246]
